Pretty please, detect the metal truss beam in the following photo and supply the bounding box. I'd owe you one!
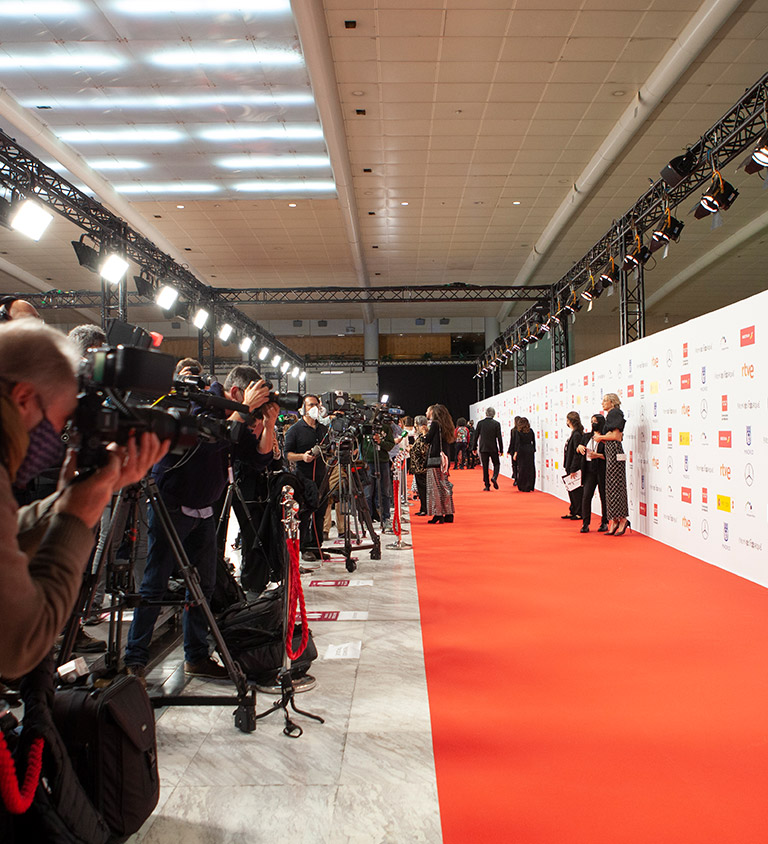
[620,264,645,345]
[479,70,768,371]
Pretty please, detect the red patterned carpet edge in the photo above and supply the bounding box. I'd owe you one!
[409,468,768,844]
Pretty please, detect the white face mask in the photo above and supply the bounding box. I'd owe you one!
[306,405,320,420]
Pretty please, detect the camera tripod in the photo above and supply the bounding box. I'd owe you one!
[59,477,258,733]
[317,442,381,572]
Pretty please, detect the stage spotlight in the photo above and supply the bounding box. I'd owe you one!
[258,345,270,361]
[299,370,306,382]
[193,308,209,329]
[650,212,685,253]
[239,336,253,353]
[219,323,233,342]
[623,244,652,271]
[156,285,178,310]
[134,273,155,298]
[660,150,696,188]
[581,287,593,301]
[271,354,281,367]
[72,236,100,273]
[512,340,521,352]
[291,365,300,378]
[741,130,768,175]
[380,394,390,404]
[695,173,738,218]
[10,200,53,241]
[171,301,189,321]
[100,253,130,284]
[280,360,290,374]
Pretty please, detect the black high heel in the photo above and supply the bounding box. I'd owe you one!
[604,520,619,536]
[444,514,454,523]
[427,515,444,524]
[614,519,632,536]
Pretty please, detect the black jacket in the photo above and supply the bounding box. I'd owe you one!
[563,429,583,474]
[473,417,503,454]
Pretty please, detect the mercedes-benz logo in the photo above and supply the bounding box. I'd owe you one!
[745,463,755,486]
[700,399,708,419]
[666,350,673,367]
[701,519,709,539]
[667,456,674,474]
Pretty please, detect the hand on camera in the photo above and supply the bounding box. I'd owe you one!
[242,379,271,412]
[303,450,315,463]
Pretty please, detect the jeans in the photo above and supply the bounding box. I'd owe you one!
[125,502,217,667]
[454,442,468,468]
[480,451,500,488]
[364,459,391,522]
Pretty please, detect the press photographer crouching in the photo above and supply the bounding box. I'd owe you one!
[0,319,167,680]
[124,362,279,684]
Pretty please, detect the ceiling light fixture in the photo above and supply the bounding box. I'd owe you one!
[150,48,302,68]
[271,354,281,368]
[218,323,233,342]
[258,346,270,361]
[299,371,306,382]
[239,337,253,353]
[650,210,685,253]
[193,308,209,329]
[100,253,130,285]
[156,285,179,310]
[694,171,738,218]
[660,150,696,188]
[9,199,53,241]
[291,366,300,378]
[280,360,290,374]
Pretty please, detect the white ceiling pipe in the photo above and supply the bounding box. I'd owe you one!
[498,0,745,322]
[646,208,768,311]
[291,0,374,324]
[0,86,209,283]
[0,254,101,324]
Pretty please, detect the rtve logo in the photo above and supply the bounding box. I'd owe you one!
[680,373,691,389]
[718,431,732,448]
[681,516,692,531]
[720,464,732,480]
[742,363,755,379]
[740,325,755,346]
[721,395,728,413]
[652,457,660,470]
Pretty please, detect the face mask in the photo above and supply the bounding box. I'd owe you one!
[306,405,320,420]
[14,412,65,488]
[592,422,601,432]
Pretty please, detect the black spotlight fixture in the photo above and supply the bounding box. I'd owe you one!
[598,257,619,287]
[660,149,696,188]
[694,172,739,219]
[650,210,685,253]
[133,271,155,298]
[741,129,768,175]
[623,242,652,272]
[71,235,100,273]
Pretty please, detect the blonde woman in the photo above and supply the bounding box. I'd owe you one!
[592,393,630,536]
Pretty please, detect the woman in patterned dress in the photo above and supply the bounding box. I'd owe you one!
[592,393,630,536]
[424,404,455,524]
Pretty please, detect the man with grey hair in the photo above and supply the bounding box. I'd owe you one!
[472,406,504,491]
[67,323,106,356]
[0,319,167,678]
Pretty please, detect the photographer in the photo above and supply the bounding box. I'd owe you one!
[124,363,278,683]
[0,319,167,679]
[360,416,396,530]
[284,395,329,564]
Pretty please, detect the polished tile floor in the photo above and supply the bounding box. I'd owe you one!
[128,512,443,844]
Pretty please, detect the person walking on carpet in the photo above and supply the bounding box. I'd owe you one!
[473,407,504,491]
[513,417,536,492]
[424,404,455,524]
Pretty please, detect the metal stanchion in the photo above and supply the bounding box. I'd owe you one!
[386,453,412,550]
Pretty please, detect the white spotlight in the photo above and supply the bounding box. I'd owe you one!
[156,285,179,310]
[280,360,290,374]
[99,253,129,284]
[271,354,281,368]
[219,323,233,341]
[193,308,209,329]
[291,365,299,378]
[239,336,253,353]
[10,200,53,241]
[258,346,270,361]
[299,370,306,382]
[380,394,389,404]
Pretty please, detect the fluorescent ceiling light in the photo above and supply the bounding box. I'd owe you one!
[258,346,270,360]
[280,360,290,374]
[156,285,179,310]
[10,200,53,241]
[199,125,323,142]
[0,2,84,15]
[0,53,123,69]
[239,337,253,353]
[320,370,345,375]
[58,128,182,143]
[87,158,147,171]
[271,354,281,367]
[216,155,331,170]
[299,371,306,382]
[114,0,290,11]
[115,183,219,194]
[23,92,315,109]
[100,254,129,284]
[291,366,300,378]
[193,308,209,329]
[150,48,302,68]
[218,323,233,342]
[233,180,336,193]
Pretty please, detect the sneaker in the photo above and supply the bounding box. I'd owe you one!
[125,664,147,689]
[73,628,107,654]
[301,551,319,562]
[184,657,229,680]
[83,610,110,626]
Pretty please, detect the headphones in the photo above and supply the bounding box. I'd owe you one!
[0,296,17,322]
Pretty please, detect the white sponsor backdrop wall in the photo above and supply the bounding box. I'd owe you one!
[471,290,767,588]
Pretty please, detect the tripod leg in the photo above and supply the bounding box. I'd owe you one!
[353,470,381,560]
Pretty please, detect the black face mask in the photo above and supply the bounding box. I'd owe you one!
[592,422,602,432]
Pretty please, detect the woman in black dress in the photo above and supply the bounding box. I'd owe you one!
[577,413,608,533]
[562,411,584,519]
[592,393,630,536]
[507,415,520,485]
[424,403,456,523]
[513,417,536,492]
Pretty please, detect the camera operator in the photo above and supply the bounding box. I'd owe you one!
[0,295,41,322]
[361,416,396,530]
[124,362,278,683]
[0,319,167,679]
[284,395,329,565]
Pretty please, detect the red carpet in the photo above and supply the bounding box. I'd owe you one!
[410,469,768,844]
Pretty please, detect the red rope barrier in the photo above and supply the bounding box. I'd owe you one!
[285,536,310,660]
[0,733,44,814]
[391,475,401,539]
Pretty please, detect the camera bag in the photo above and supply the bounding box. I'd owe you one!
[51,674,159,842]
[215,589,318,683]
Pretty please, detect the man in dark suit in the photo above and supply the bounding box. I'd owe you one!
[472,407,504,491]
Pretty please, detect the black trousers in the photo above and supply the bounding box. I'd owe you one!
[581,469,607,528]
[415,472,427,512]
[480,451,500,489]
[567,486,582,516]
[299,477,327,552]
